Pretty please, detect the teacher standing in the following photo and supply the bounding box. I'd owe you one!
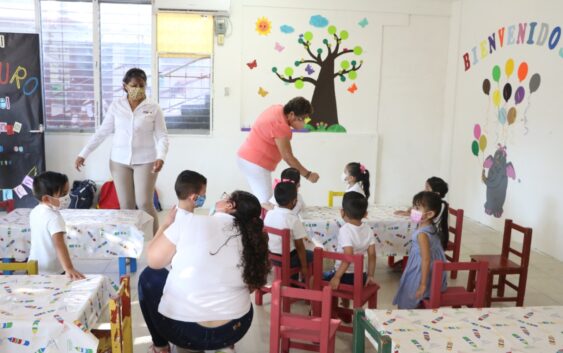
[75,68,169,234]
[237,96,319,204]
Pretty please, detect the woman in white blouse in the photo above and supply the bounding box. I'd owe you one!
[75,68,169,233]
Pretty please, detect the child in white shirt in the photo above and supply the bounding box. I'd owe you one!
[174,170,208,215]
[29,171,84,279]
[267,167,306,215]
[341,162,371,200]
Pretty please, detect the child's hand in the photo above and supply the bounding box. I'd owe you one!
[394,210,409,216]
[365,276,377,287]
[65,268,85,281]
[329,276,341,290]
[415,284,426,300]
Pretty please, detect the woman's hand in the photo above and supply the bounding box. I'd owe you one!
[163,206,177,229]
[75,157,85,171]
[153,159,164,173]
[415,284,426,300]
[307,172,320,183]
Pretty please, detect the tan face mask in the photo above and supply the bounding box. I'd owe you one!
[127,86,146,101]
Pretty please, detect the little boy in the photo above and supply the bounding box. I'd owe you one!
[174,170,207,215]
[29,171,84,279]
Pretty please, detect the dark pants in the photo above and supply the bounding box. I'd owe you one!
[138,267,254,350]
[271,249,314,281]
[323,270,368,285]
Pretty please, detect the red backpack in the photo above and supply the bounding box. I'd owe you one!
[97,181,120,209]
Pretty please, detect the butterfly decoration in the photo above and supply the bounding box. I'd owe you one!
[258,87,269,97]
[358,18,368,28]
[347,83,358,94]
[305,64,315,75]
[274,42,285,52]
[246,59,257,70]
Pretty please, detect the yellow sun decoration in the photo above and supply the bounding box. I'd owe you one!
[255,17,272,36]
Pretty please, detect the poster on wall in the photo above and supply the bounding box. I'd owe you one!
[0,33,45,209]
[242,8,380,133]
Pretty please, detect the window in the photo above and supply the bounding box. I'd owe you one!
[41,1,95,130]
[157,13,213,133]
[0,0,36,33]
[100,2,151,116]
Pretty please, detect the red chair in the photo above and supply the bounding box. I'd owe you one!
[270,280,341,353]
[467,219,532,307]
[312,248,379,334]
[422,260,488,309]
[445,207,464,279]
[0,200,15,213]
[255,226,311,308]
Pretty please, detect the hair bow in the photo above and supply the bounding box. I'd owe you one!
[359,164,367,174]
[273,178,295,189]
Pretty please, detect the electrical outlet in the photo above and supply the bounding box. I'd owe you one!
[215,17,227,35]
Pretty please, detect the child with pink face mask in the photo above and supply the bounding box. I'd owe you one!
[393,191,447,309]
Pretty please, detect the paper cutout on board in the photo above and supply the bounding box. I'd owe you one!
[13,122,22,133]
[280,25,294,34]
[246,59,257,70]
[0,122,6,133]
[304,64,315,75]
[13,146,23,152]
[13,185,27,198]
[358,18,368,28]
[2,189,13,201]
[271,17,363,132]
[274,42,285,52]
[347,83,357,94]
[309,15,329,28]
[0,96,10,110]
[258,87,269,97]
[6,125,13,135]
[255,17,272,36]
[482,145,516,218]
[0,145,3,152]
[22,175,33,189]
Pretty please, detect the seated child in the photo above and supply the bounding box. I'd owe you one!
[29,171,84,279]
[393,191,448,309]
[323,191,377,289]
[174,170,207,215]
[342,162,371,200]
[268,167,306,214]
[264,180,313,283]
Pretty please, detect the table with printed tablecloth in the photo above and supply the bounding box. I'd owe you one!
[0,274,116,353]
[0,209,153,276]
[300,205,415,256]
[353,306,563,353]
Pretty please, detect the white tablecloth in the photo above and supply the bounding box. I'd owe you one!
[0,275,115,353]
[0,209,153,261]
[365,306,563,353]
[300,205,415,256]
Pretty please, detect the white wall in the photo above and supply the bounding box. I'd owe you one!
[444,0,563,260]
[44,0,451,210]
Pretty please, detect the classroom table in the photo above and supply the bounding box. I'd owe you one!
[0,209,153,276]
[0,274,115,353]
[352,306,563,353]
[300,205,415,256]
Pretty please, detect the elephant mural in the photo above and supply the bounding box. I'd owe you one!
[481,144,516,218]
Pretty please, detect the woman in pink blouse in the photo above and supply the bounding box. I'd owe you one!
[237,97,319,204]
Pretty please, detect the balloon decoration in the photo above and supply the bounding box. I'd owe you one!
[471,124,487,157]
[514,86,525,105]
[473,124,481,140]
[498,107,507,125]
[529,73,541,93]
[503,83,512,102]
[505,58,514,78]
[482,79,491,95]
[479,135,487,152]
[492,65,501,82]
[471,140,479,157]
[517,62,528,82]
[492,89,501,107]
[507,107,517,125]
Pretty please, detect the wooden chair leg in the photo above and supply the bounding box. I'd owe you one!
[467,268,476,292]
[516,272,527,307]
[281,337,290,353]
[255,289,264,306]
[486,273,494,307]
[497,274,506,297]
[368,293,377,309]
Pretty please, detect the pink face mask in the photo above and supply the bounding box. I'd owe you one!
[410,209,423,223]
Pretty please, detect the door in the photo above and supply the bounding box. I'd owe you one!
[0,33,45,209]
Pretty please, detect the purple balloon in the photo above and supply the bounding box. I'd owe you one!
[515,86,525,105]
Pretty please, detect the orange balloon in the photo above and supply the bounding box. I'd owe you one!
[518,62,528,82]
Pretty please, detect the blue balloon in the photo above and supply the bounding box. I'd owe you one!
[498,107,507,125]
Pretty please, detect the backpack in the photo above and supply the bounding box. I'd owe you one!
[69,179,97,209]
[97,181,120,209]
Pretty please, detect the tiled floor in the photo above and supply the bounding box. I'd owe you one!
[72,210,563,353]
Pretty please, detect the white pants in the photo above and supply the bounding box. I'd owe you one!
[237,157,273,203]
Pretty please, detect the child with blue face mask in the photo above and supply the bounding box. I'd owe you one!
[174,170,207,215]
[30,171,85,279]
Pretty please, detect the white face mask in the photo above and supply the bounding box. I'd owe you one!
[51,194,70,210]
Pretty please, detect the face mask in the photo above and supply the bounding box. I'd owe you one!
[410,209,423,223]
[51,194,70,211]
[127,86,145,101]
[194,195,206,208]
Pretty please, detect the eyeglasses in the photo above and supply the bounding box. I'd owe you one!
[220,192,230,201]
[296,115,308,122]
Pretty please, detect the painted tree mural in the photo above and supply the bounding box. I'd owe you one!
[271,24,364,131]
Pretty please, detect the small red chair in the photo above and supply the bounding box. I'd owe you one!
[467,219,532,307]
[445,207,464,279]
[270,280,341,353]
[422,260,488,309]
[312,248,379,334]
[254,226,311,308]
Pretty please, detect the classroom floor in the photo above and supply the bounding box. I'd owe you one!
[73,210,563,353]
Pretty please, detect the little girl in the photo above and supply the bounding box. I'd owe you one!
[342,162,370,200]
[268,167,306,214]
[393,191,448,309]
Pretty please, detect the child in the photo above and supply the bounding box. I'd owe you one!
[174,170,207,215]
[324,191,377,290]
[264,181,313,283]
[393,191,448,309]
[395,176,450,249]
[29,171,84,279]
[268,167,306,214]
[342,162,371,200]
